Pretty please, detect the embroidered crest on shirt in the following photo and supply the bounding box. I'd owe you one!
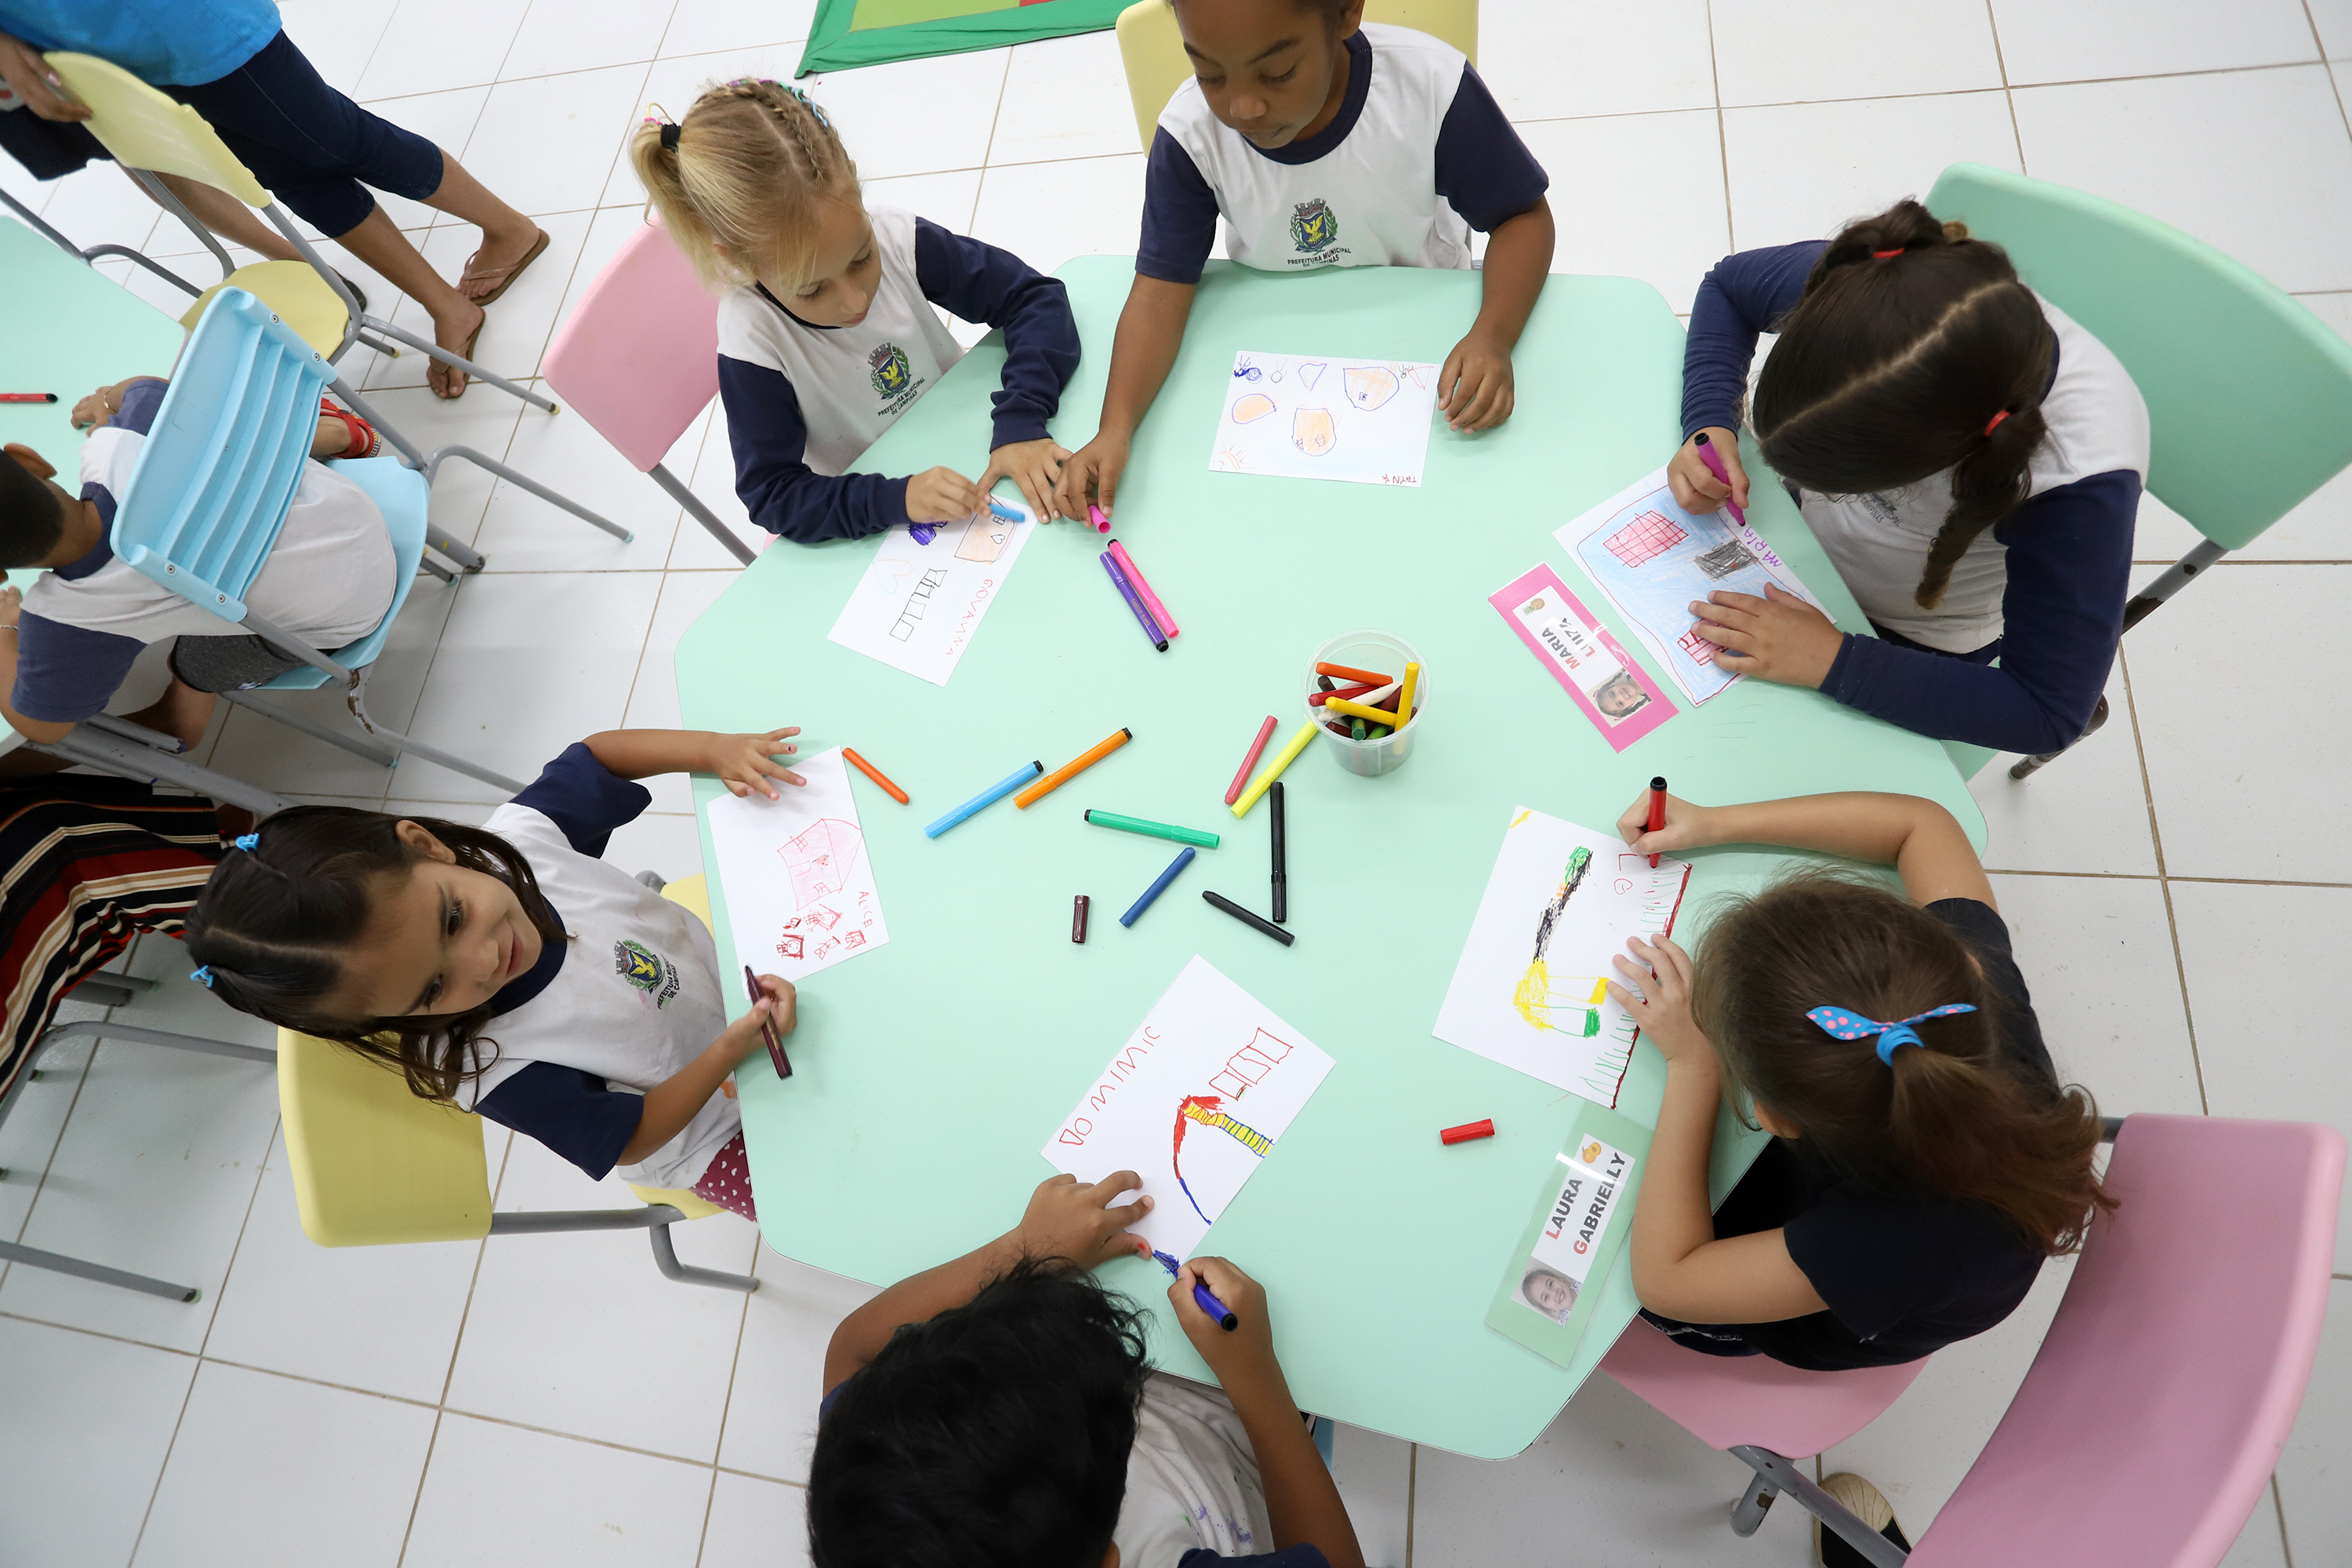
[613,938,682,1009]
[869,343,913,399]
[1290,198,1337,252]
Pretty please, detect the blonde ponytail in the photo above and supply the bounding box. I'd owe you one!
[629,78,860,294]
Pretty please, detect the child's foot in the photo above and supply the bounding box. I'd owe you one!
[459,222,549,305]
[1815,1472,1909,1567]
[427,297,487,400]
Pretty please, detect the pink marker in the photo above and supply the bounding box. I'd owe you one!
[1691,432,1746,527]
[1224,716,1279,806]
[1106,539,1177,639]
[1087,503,1112,534]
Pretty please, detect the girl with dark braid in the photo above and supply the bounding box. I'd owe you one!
[1664,199,2149,757]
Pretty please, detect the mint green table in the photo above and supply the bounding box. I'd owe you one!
[677,257,1983,1458]
[0,216,183,476]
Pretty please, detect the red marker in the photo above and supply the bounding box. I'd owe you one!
[742,964,791,1078]
[1440,1119,1494,1145]
[1645,776,1668,869]
[0,393,57,403]
[1308,681,1377,709]
[1224,716,1279,805]
[1072,895,1090,944]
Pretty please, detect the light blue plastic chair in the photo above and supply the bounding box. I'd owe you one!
[111,289,525,792]
[1926,162,2352,780]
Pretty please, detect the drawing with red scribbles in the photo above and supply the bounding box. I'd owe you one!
[1604,509,1687,568]
[1171,1094,1273,1223]
[775,934,804,959]
[778,818,862,909]
[1679,626,1724,664]
[706,747,893,988]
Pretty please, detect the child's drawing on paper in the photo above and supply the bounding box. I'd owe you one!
[706,748,890,985]
[827,498,1036,686]
[1043,957,1336,1258]
[1432,808,1693,1108]
[1207,348,1439,488]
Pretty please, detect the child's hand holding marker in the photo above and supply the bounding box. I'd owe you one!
[1616,784,1712,858]
[710,726,804,799]
[906,466,988,524]
[1668,426,1751,514]
[977,437,1069,523]
[1687,582,1843,688]
[1171,1256,1273,1366]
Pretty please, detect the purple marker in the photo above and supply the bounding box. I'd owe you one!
[1691,432,1746,527]
[1152,1248,1236,1330]
[1102,551,1169,652]
[909,524,938,545]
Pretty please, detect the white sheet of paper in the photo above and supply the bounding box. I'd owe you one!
[1041,956,1337,1259]
[825,502,1035,685]
[703,747,889,984]
[1207,350,1439,488]
[1555,469,1825,705]
[1432,807,1692,1109]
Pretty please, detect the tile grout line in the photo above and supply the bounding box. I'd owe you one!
[2118,644,2211,1115]
[393,1410,445,1568]
[694,1244,764,1568]
[1981,0,2029,173]
[2302,1,2352,144]
[1702,1,1734,250]
[1985,868,2352,889]
[978,42,1018,169]
[400,1131,509,1566]
[1403,1442,1417,1568]
[2271,1472,2296,1568]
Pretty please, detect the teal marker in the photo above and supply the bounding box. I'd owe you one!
[988,498,1022,521]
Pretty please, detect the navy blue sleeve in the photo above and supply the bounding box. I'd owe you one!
[475,1062,643,1181]
[717,355,908,543]
[510,740,652,858]
[1818,470,2137,754]
[1432,64,1549,231]
[111,377,166,436]
[912,217,1080,451]
[10,611,143,724]
[1680,241,1827,439]
[1177,1548,1330,1567]
[1137,128,1221,285]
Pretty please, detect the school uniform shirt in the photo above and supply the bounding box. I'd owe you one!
[11,379,396,726]
[1113,1374,1329,1568]
[0,0,280,87]
[716,206,1080,544]
[1703,899,2062,1372]
[462,745,739,1191]
[1136,23,1548,285]
[1680,240,2149,756]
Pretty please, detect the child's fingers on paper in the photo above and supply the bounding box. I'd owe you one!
[1084,1168,1145,1204]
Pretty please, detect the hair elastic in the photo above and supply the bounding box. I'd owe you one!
[233,832,260,851]
[659,122,681,151]
[1871,248,1904,259]
[1806,1003,1978,1065]
[191,965,216,989]
[1984,408,2011,436]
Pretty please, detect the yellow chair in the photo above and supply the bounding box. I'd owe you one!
[278,880,755,1292]
[1114,0,1479,151]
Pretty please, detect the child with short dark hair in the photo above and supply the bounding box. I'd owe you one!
[811,1171,1367,1568]
[1610,787,2111,1371]
[1058,0,1554,520]
[1665,198,2149,757]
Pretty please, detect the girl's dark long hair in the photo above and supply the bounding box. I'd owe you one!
[1693,869,2113,1254]
[184,806,567,1101]
[1751,198,2055,611]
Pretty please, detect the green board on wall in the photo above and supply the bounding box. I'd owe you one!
[797,0,1132,75]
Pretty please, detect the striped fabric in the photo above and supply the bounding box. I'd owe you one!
[0,779,228,1098]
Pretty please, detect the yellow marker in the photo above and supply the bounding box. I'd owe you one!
[1325,696,1405,728]
[1396,661,1420,731]
[1015,727,1132,808]
[1231,720,1316,817]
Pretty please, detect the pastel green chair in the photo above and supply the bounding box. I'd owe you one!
[1926,162,2352,780]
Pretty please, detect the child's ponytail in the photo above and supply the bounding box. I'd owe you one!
[1693,870,2112,1255]
[1751,198,2056,610]
[630,78,859,295]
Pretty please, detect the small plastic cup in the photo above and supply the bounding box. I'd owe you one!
[1305,630,1426,777]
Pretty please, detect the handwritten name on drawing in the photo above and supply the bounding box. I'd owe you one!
[1542,1148,1630,1255]
[1054,1026,1296,1146]
[942,576,996,660]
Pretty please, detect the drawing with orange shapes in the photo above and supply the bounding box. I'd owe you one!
[1171,1094,1273,1223]
[1343,365,1399,411]
[1214,445,1247,471]
[779,817,863,909]
[955,514,1011,562]
[1231,391,1276,424]
[1292,405,1336,456]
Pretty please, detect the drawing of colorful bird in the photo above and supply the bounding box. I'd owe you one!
[1170,1094,1272,1224]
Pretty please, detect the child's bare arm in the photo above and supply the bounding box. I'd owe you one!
[1438,198,1554,433]
[1619,788,1995,910]
[1055,275,1196,521]
[619,975,793,1163]
[579,728,804,798]
[820,1174,1154,1396]
[1171,1258,1366,1568]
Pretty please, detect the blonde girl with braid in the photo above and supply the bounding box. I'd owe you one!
[1664,199,2150,758]
[630,80,1082,542]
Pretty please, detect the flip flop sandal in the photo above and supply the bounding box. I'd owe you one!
[317,397,381,459]
[430,317,483,399]
[459,228,550,307]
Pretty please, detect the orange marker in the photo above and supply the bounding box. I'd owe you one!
[843,747,908,804]
[1016,728,1133,808]
[1315,661,1393,686]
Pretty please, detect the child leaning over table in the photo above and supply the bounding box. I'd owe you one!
[809,1171,1367,1568]
[1058,0,1555,521]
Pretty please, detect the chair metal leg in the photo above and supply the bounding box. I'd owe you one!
[1,186,86,261]
[79,244,203,298]
[648,464,757,565]
[1730,1468,1777,1537]
[426,528,486,573]
[0,1240,199,1302]
[82,712,187,753]
[345,686,526,793]
[123,168,236,284]
[32,728,294,818]
[428,446,633,544]
[217,688,401,768]
[419,555,456,584]
[2008,692,2111,780]
[648,1220,760,1293]
[362,318,560,413]
[1728,1446,1907,1566]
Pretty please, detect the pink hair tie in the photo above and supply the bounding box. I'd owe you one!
[1984,409,2011,436]
[1871,248,1904,259]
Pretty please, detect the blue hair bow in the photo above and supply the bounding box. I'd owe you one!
[191,966,216,988]
[232,832,260,851]
[1806,1003,1977,1065]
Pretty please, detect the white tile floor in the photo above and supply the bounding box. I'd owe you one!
[3,1,2350,1563]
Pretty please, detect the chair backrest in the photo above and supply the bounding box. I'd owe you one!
[1114,0,1479,153]
[540,221,720,474]
[114,288,331,624]
[1911,1114,2344,1568]
[278,1029,496,1247]
[1926,162,2352,552]
[42,52,270,207]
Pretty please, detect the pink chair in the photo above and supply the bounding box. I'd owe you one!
[541,221,758,565]
[1604,1113,2345,1567]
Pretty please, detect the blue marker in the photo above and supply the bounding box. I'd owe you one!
[909,524,938,545]
[1119,845,1195,927]
[924,760,1043,839]
[1152,1248,1236,1330]
[987,498,1022,521]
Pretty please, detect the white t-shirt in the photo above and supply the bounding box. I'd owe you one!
[713,205,967,477]
[1113,1374,1284,1567]
[1792,296,2149,652]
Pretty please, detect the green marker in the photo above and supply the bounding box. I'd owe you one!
[1083,809,1221,850]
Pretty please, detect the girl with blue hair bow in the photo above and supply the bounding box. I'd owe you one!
[1606,789,2111,1379]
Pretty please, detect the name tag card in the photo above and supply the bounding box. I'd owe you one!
[1489,564,1678,750]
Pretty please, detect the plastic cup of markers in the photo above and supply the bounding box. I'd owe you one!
[1305,630,1426,778]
